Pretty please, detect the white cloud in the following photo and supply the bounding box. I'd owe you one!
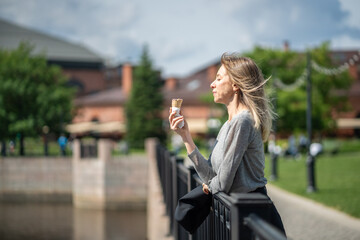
[339,0,360,30]
[331,35,360,49]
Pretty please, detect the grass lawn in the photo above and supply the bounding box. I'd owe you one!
[2,137,146,157]
[265,151,360,219]
[4,137,71,157]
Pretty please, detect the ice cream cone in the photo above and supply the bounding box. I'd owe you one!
[172,98,183,108]
[171,98,184,128]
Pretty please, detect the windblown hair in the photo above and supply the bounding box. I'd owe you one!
[221,53,274,141]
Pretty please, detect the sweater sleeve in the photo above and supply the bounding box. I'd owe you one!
[208,116,252,194]
[188,147,216,183]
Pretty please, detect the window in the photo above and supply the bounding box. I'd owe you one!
[187,79,200,91]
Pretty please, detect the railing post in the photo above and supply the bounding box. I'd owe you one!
[165,150,172,216]
[176,161,191,240]
[230,193,272,240]
[188,166,197,240]
[189,166,197,191]
[172,156,183,240]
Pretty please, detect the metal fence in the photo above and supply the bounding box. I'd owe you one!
[155,143,287,240]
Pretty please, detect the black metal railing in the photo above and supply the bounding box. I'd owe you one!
[80,143,97,158]
[155,143,287,240]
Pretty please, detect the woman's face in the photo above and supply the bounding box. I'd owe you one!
[210,65,237,104]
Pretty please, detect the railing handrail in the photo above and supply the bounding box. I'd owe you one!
[214,192,233,208]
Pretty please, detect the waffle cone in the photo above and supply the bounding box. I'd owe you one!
[172,98,183,108]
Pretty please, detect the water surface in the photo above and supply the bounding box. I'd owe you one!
[0,202,147,240]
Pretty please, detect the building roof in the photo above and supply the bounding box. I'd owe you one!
[164,66,216,106]
[75,87,127,106]
[164,86,210,106]
[0,18,103,63]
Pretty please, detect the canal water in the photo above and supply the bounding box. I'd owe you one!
[0,202,147,240]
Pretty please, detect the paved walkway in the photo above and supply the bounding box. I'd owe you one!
[146,139,174,240]
[267,184,360,240]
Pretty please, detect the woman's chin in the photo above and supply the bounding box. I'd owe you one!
[213,98,221,104]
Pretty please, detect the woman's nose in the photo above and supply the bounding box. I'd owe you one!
[210,80,215,89]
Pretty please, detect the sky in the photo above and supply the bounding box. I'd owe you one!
[0,0,359,77]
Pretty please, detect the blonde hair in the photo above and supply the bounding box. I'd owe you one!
[221,53,274,141]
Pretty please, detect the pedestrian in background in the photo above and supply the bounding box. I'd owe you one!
[58,134,68,156]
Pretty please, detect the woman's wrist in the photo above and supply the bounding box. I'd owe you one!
[182,132,196,154]
[181,131,192,143]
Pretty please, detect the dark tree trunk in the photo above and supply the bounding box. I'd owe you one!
[44,135,49,156]
[1,141,6,156]
[19,134,25,156]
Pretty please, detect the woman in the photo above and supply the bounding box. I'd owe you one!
[169,53,286,234]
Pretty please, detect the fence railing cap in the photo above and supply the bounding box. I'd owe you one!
[229,193,273,205]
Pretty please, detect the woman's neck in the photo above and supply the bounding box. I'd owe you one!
[226,95,248,122]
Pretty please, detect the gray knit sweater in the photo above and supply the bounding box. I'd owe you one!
[188,110,267,194]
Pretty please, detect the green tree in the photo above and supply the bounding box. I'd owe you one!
[0,43,75,155]
[125,45,166,149]
[244,42,352,136]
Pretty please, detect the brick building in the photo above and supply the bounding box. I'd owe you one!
[328,50,360,136]
[69,62,222,138]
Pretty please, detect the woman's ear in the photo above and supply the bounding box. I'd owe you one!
[232,84,239,92]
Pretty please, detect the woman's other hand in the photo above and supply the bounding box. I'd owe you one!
[202,183,210,195]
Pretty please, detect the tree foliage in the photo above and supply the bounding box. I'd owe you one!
[244,42,352,136]
[125,45,166,148]
[0,43,75,154]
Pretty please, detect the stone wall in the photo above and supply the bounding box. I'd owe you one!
[72,139,148,210]
[0,139,148,209]
[105,155,148,209]
[0,157,72,202]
